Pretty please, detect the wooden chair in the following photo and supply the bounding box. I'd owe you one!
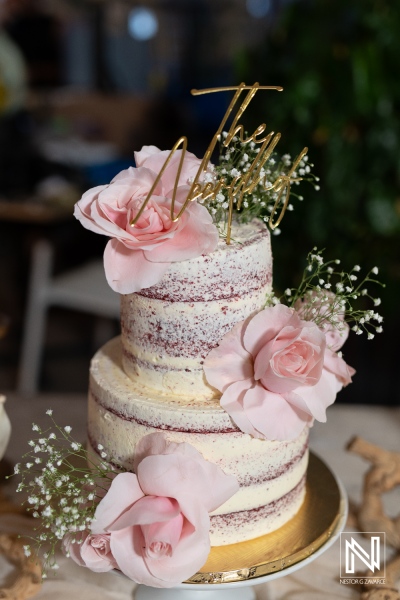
[17,239,120,394]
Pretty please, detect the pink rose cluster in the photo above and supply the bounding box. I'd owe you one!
[74,146,219,294]
[64,433,238,588]
[204,302,355,441]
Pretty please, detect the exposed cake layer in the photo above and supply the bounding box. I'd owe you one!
[209,476,306,545]
[88,338,309,546]
[120,220,272,398]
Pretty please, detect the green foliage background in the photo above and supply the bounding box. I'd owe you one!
[237,0,400,310]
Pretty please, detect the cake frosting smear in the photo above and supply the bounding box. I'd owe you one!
[67,84,368,587]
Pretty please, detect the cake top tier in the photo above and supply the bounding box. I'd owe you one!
[134,219,271,302]
[120,219,272,399]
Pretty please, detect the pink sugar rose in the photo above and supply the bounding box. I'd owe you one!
[74,149,218,294]
[204,303,353,441]
[65,433,238,588]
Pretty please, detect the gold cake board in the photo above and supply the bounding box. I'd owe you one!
[185,451,346,585]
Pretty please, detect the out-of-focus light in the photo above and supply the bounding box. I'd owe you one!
[246,0,271,18]
[128,7,158,41]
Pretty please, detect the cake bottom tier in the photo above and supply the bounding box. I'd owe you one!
[88,338,309,546]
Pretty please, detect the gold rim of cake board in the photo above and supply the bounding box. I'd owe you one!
[186,452,343,585]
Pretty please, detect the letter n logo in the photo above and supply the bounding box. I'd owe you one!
[340,532,385,578]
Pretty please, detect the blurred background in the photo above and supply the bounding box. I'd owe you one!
[0,0,398,405]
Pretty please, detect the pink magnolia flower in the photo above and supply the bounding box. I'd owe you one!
[74,149,218,294]
[204,303,352,441]
[65,433,238,588]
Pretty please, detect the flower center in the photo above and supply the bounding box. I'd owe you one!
[146,540,173,559]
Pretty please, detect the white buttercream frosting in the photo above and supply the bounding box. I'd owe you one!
[88,338,309,545]
[120,220,272,398]
[88,218,309,546]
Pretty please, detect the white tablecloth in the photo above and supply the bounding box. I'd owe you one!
[1,394,399,599]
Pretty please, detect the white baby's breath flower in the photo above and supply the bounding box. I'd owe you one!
[64,426,72,434]
[372,267,379,275]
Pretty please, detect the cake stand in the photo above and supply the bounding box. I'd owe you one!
[134,452,348,600]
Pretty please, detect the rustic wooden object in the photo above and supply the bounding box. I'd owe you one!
[0,534,42,599]
[348,436,400,598]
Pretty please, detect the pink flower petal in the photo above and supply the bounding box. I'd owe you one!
[257,325,325,393]
[242,384,311,441]
[137,452,238,514]
[204,320,253,393]
[103,239,170,293]
[92,472,144,534]
[324,348,355,386]
[144,196,218,263]
[133,432,201,471]
[142,512,184,559]
[110,506,210,587]
[111,165,163,196]
[80,533,117,572]
[243,304,298,358]
[143,508,210,585]
[134,146,205,196]
[109,496,181,531]
[110,526,159,586]
[220,378,262,438]
[253,324,299,379]
[134,145,161,166]
[286,368,339,422]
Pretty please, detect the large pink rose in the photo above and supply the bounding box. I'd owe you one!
[74,150,218,294]
[65,433,238,588]
[204,303,351,441]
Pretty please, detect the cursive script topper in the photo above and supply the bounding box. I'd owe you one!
[130,83,308,243]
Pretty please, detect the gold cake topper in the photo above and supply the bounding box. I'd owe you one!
[131,82,308,243]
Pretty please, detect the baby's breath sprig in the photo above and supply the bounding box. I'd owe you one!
[9,410,120,576]
[203,131,317,232]
[266,248,385,338]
